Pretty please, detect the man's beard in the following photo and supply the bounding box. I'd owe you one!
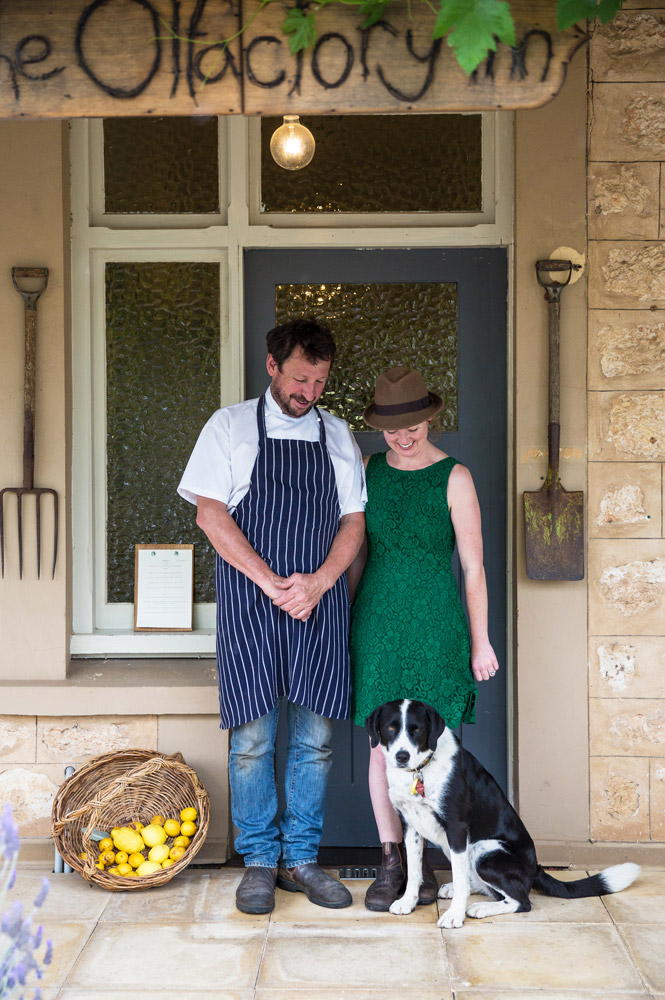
[271,384,315,418]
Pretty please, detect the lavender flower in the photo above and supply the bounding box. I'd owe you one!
[0,803,54,1000]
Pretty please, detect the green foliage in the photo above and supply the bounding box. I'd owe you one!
[557,0,623,30]
[433,0,515,75]
[278,0,624,75]
[282,6,317,54]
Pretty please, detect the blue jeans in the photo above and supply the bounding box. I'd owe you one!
[229,700,333,868]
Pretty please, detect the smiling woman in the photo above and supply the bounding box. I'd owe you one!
[348,365,499,911]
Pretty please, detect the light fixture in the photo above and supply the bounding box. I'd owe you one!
[270,115,315,170]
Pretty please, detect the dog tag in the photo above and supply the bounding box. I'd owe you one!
[415,779,425,797]
[409,776,419,796]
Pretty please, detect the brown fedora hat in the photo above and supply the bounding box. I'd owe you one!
[363,367,443,430]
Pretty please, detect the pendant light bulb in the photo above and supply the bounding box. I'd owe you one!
[270,115,315,171]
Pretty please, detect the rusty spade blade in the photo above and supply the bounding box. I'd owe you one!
[523,260,584,581]
[1,266,57,580]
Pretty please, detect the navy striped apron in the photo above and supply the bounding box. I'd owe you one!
[214,395,351,729]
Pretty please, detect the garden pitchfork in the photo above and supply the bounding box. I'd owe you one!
[1,267,58,579]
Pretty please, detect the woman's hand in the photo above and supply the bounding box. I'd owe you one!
[471,639,500,683]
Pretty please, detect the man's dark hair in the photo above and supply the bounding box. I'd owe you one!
[266,318,336,368]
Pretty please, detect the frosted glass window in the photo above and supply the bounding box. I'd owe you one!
[275,282,457,432]
[103,117,220,214]
[261,115,481,214]
[106,262,220,603]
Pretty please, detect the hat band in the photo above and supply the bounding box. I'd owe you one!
[374,395,432,416]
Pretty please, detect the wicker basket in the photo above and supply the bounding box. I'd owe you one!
[51,749,209,891]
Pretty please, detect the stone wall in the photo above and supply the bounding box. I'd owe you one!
[0,714,230,857]
[588,8,665,843]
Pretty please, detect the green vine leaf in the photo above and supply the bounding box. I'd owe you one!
[358,0,393,29]
[557,0,624,30]
[282,6,317,53]
[433,0,515,75]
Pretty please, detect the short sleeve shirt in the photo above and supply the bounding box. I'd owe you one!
[178,388,367,516]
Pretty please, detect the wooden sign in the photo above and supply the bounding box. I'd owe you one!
[242,0,587,115]
[0,0,587,119]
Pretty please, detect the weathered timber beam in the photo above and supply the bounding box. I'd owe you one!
[0,0,587,118]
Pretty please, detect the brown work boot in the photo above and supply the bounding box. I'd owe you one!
[277,863,352,908]
[364,841,406,911]
[235,865,277,914]
[418,851,439,905]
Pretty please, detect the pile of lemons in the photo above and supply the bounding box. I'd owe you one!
[81,807,199,878]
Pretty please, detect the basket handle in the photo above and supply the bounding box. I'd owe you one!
[52,752,204,835]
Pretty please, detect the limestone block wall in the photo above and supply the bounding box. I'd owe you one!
[588,8,665,843]
[0,714,230,857]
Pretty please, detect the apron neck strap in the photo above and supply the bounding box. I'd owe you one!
[258,392,326,446]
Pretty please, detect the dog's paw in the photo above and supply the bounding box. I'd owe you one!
[466,901,495,920]
[437,881,454,899]
[389,896,417,916]
[437,906,466,929]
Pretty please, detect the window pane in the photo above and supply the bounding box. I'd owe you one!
[104,118,220,214]
[106,262,220,603]
[261,115,481,214]
[275,282,458,432]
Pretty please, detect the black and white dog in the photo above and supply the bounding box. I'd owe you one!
[366,699,640,929]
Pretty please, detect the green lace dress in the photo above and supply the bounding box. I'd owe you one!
[350,452,477,728]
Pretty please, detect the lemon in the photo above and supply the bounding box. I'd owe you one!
[169,846,186,861]
[163,819,180,837]
[128,852,145,869]
[112,827,144,855]
[150,814,165,826]
[77,851,87,860]
[148,844,170,864]
[116,862,133,875]
[95,862,105,870]
[121,870,138,878]
[98,837,113,851]
[180,807,197,823]
[137,860,162,877]
[180,821,197,838]
[115,851,128,864]
[99,849,116,865]
[173,835,190,848]
[108,866,119,875]
[141,824,167,848]
[128,820,144,831]
[161,858,175,868]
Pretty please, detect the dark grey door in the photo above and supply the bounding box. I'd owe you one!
[244,248,507,847]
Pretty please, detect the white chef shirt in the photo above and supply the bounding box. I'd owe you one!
[178,388,367,516]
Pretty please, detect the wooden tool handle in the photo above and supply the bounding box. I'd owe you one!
[548,295,560,429]
[23,306,37,489]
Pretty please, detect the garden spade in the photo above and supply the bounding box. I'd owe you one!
[0,266,58,579]
[523,259,584,581]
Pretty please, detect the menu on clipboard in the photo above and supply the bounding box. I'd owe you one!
[134,544,194,631]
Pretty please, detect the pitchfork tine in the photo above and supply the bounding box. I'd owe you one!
[17,492,23,580]
[51,490,58,580]
[0,491,5,578]
[36,493,41,580]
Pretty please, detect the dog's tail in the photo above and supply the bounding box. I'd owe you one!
[533,863,641,899]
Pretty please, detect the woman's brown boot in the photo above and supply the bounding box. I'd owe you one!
[364,842,406,911]
[418,851,439,905]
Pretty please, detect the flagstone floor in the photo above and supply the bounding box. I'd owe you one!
[10,862,665,999]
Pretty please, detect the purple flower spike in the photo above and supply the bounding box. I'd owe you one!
[32,923,44,948]
[1,801,20,857]
[44,939,53,965]
[9,867,17,889]
[33,877,50,909]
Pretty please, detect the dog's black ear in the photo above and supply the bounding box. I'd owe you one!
[425,705,446,750]
[365,708,383,748]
